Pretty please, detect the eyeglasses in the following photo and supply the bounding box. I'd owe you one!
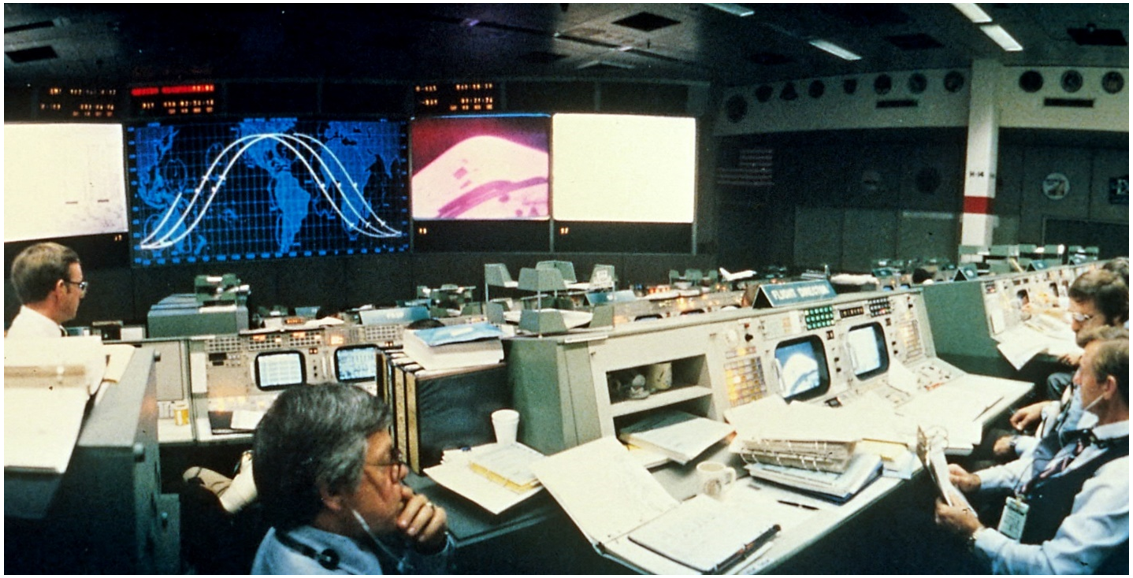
[63,279,89,293]
[1071,312,1096,323]
[366,447,405,481]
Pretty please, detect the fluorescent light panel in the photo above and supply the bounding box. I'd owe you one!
[706,3,754,17]
[808,39,861,61]
[980,24,1023,52]
[952,3,992,24]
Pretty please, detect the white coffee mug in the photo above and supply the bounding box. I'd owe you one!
[696,460,736,499]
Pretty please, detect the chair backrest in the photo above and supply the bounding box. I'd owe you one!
[484,263,514,287]
[518,267,567,293]
[536,260,577,283]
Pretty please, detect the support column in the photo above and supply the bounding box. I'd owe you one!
[961,59,1001,248]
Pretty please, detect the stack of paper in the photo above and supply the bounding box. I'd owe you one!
[423,443,544,515]
[745,452,883,503]
[4,337,111,473]
[532,437,780,575]
[468,442,545,493]
[401,322,505,371]
[617,410,734,465]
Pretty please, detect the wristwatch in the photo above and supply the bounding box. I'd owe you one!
[966,528,982,552]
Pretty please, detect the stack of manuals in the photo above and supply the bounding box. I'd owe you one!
[423,443,545,515]
[617,409,735,465]
[745,452,883,503]
[740,437,855,473]
[401,322,506,371]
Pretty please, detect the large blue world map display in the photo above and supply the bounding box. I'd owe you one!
[127,118,408,266]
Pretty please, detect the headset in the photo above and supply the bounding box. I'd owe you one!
[275,530,341,571]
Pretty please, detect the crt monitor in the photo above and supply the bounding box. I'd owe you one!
[846,322,889,380]
[774,335,830,401]
[335,345,379,382]
[254,351,306,390]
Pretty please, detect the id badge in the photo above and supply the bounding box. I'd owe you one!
[998,497,1029,541]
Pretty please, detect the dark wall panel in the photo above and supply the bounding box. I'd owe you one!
[506,81,595,112]
[1019,146,1092,243]
[600,82,689,115]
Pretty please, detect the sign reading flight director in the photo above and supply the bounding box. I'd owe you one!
[754,280,836,308]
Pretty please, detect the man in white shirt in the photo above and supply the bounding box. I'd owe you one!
[6,242,87,339]
[935,331,1129,574]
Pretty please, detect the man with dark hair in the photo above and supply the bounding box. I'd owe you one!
[6,242,86,338]
[1101,257,1129,289]
[251,383,450,574]
[936,329,1129,574]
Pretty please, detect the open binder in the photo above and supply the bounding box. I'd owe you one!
[532,437,779,574]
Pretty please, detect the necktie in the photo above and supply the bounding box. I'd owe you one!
[1022,430,1089,495]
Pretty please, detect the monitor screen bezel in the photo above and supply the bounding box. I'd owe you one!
[254,351,306,391]
[773,334,831,402]
[846,321,890,380]
[333,344,380,383]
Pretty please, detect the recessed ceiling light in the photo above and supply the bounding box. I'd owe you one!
[706,4,754,18]
[980,24,1023,52]
[808,39,862,61]
[952,3,992,24]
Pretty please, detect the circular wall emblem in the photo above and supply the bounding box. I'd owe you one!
[1042,173,1070,200]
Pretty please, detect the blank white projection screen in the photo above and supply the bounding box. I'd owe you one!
[552,114,696,223]
[5,123,128,242]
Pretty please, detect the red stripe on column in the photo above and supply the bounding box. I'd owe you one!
[964,196,993,214]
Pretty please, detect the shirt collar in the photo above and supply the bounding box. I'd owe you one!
[1090,420,1129,442]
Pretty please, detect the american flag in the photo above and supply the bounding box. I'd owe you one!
[716,147,773,187]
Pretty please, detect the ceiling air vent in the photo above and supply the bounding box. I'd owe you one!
[822,5,910,27]
[1067,26,1127,47]
[747,52,793,66]
[885,34,943,50]
[5,45,57,63]
[612,12,680,32]
[4,19,58,34]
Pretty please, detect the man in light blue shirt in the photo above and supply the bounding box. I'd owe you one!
[251,383,452,574]
[935,331,1128,574]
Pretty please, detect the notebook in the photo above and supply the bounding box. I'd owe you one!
[627,494,780,573]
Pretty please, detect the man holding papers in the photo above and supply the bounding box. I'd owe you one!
[251,383,452,574]
[934,331,1128,574]
[995,269,1128,460]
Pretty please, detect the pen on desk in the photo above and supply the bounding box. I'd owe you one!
[973,396,1004,423]
[777,499,819,511]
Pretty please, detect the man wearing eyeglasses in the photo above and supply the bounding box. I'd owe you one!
[252,383,451,574]
[996,269,1128,460]
[935,331,1128,574]
[6,242,87,339]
